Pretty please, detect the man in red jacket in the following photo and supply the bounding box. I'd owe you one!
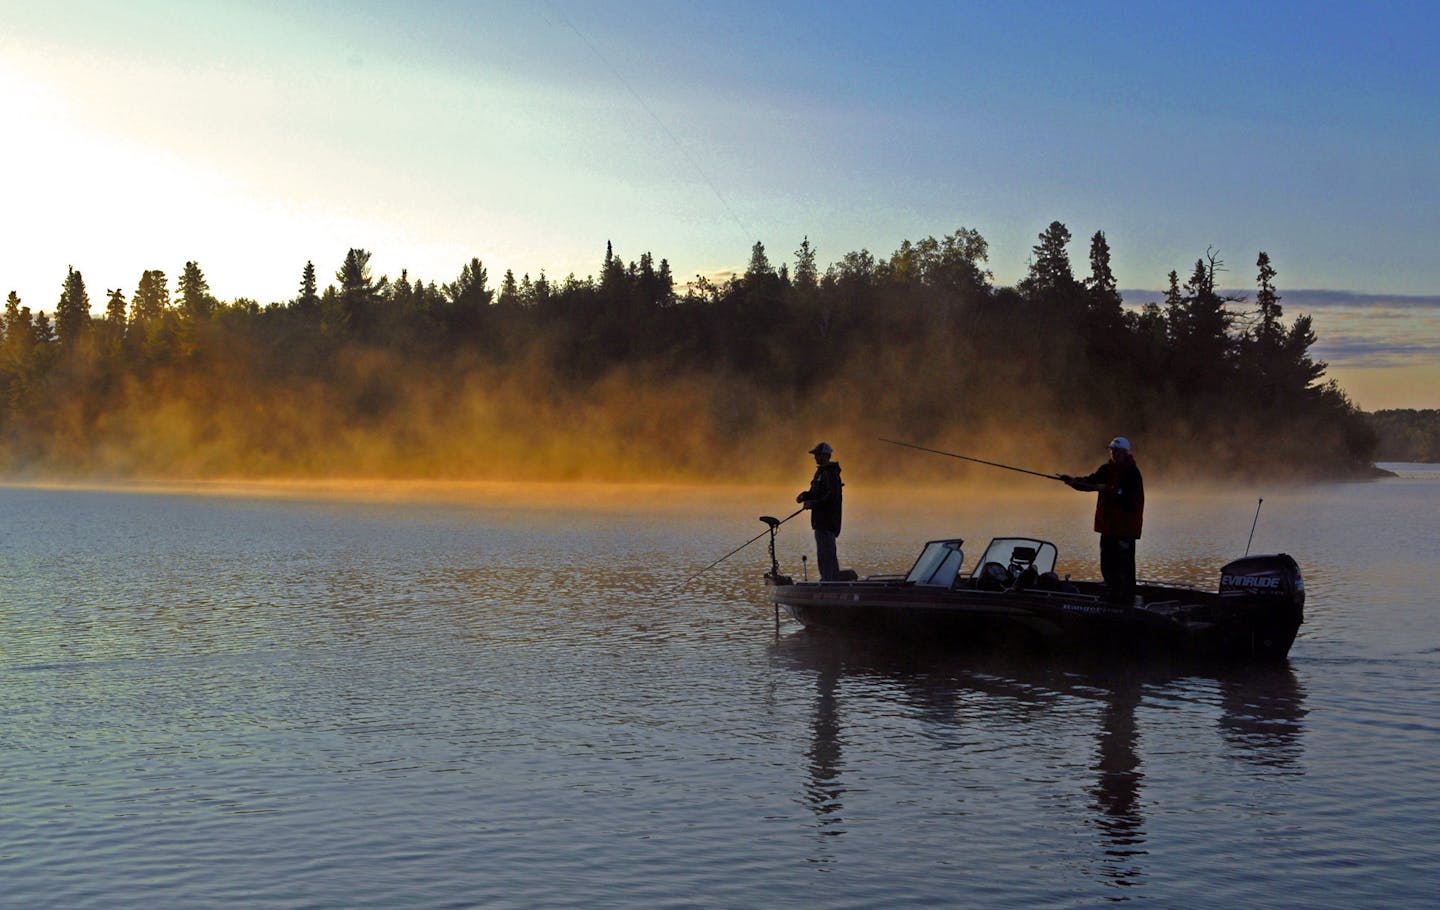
[1060,437,1145,603]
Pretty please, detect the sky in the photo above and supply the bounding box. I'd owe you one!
[2,0,1437,409]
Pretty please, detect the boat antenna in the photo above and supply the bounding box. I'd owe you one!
[1245,497,1264,556]
[879,438,1063,481]
[674,508,804,591]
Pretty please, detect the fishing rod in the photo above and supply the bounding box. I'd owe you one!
[1245,497,1264,556]
[674,508,804,591]
[879,438,1063,481]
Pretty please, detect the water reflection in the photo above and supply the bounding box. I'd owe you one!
[1090,671,1144,892]
[770,632,1307,895]
[1216,665,1308,770]
[805,658,847,844]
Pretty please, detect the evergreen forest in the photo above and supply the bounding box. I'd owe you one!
[0,222,1378,483]
[1368,410,1440,463]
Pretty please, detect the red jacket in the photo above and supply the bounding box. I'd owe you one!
[1078,456,1144,538]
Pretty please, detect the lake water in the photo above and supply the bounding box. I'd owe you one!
[2,469,1437,909]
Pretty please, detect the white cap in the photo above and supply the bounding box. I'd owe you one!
[809,441,833,455]
[1108,436,1131,452]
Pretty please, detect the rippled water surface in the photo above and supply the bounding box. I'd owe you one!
[2,472,1437,908]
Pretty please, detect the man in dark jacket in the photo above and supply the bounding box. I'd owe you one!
[1060,436,1145,603]
[796,441,843,581]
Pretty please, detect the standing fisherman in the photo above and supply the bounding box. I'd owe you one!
[1060,437,1145,603]
[796,442,843,581]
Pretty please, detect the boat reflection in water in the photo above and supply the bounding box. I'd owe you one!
[769,631,1307,893]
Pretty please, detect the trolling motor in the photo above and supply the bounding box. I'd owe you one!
[760,515,794,585]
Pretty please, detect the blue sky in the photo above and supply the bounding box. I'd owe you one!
[2,0,1437,407]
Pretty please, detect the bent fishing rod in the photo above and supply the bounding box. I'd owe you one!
[878,438,1063,481]
[674,508,804,591]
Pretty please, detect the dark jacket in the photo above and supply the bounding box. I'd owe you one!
[1078,456,1144,538]
[800,461,843,536]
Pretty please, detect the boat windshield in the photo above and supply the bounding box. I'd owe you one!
[905,539,965,586]
[970,538,1058,577]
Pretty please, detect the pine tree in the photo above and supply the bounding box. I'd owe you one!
[649,260,674,308]
[0,291,36,407]
[3,291,23,341]
[297,260,319,311]
[444,257,492,308]
[100,289,129,355]
[1019,221,1080,303]
[33,311,55,344]
[1163,270,1183,310]
[442,257,493,339]
[745,242,775,281]
[1085,230,1122,318]
[337,249,377,307]
[56,266,92,345]
[392,268,414,310]
[599,242,625,294]
[131,270,169,324]
[332,248,389,335]
[498,269,520,307]
[105,289,127,324]
[1281,315,1327,393]
[793,236,819,291]
[1175,250,1237,352]
[1253,252,1283,355]
[178,261,215,320]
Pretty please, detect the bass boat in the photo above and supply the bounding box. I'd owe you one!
[761,522,1304,661]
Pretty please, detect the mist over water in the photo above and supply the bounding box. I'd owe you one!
[2,472,1437,908]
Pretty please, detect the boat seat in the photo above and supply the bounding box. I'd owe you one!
[975,562,1012,591]
[1008,546,1038,574]
[1011,565,1039,591]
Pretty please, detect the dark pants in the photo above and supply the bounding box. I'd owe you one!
[814,529,840,581]
[1100,535,1137,602]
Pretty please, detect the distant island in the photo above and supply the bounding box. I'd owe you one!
[0,222,1379,483]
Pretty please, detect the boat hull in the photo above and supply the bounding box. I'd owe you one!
[768,576,1302,661]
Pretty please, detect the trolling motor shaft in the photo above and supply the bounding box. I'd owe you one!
[760,515,782,578]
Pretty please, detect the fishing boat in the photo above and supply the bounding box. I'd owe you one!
[761,525,1304,661]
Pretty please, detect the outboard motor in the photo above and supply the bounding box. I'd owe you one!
[1219,553,1305,609]
[1217,553,1305,658]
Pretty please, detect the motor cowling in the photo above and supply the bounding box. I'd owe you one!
[1219,553,1305,609]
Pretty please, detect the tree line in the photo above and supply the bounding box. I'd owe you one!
[0,222,1377,480]
[1368,410,1440,463]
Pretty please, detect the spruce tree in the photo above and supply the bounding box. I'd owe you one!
[498,269,520,307]
[793,236,819,291]
[3,291,23,340]
[178,261,215,320]
[1085,230,1122,318]
[56,266,92,345]
[1253,252,1283,355]
[297,260,320,311]
[131,270,169,324]
[1019,221,1079,302]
